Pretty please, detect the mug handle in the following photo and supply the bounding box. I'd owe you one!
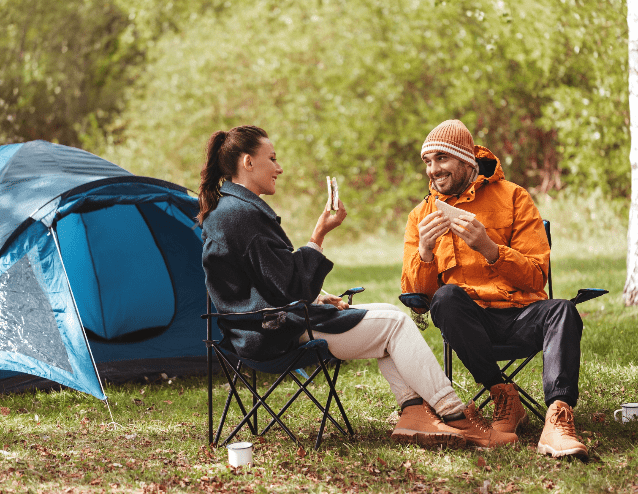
[614,409,623,422]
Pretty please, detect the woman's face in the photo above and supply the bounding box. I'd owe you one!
[244,138,283,196]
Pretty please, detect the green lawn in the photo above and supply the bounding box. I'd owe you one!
[1,206,637,493]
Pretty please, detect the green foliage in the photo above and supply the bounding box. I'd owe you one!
[0,0,629,233]
[537,0,630,197]
[0,0,146,146]
[93,0,628,235]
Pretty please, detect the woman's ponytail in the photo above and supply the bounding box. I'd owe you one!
[197,125,269,225]
[197,131,227,225]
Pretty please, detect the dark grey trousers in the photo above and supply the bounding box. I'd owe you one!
[430,284,583,407]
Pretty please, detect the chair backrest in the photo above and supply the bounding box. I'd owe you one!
[543,220,553,300]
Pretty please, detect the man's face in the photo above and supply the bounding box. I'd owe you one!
[422,151,474,196]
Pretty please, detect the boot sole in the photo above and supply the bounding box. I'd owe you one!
[391,429,466,449]
[537,442,588,459]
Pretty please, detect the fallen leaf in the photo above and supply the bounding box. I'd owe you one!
[592,413,606,423]
[477,456,487,468]
[377,457,387,467]
[297,446,306,458]
[163,400,173,405]
[0,407,9,416]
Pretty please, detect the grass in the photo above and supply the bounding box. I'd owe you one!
[1,195,638,493]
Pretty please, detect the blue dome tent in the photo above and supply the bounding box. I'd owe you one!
[0,141,220,400]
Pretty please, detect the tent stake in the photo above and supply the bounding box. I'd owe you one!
[103,398,123,430]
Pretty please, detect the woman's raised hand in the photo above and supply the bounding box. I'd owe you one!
[310,199,347,248]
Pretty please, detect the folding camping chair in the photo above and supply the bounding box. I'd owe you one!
[203,287,364,450]
[399,220,608,421]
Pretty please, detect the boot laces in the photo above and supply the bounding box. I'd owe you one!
[492,390,511,422]
[467,405,492,433]
[423,404,443,423]
[551,406,577,438]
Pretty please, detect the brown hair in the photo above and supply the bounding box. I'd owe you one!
[197,125,269,224]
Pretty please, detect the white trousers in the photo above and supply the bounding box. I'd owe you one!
[301,303,456,410]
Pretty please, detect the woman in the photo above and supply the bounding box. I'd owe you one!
[198,125,517,449]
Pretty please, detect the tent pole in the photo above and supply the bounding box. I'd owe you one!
[50,226,108,401]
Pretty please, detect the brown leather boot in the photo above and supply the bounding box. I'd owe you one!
[391,403,466,449]
[445,401,518,448]
[537,401,588,459]
[490,383,529,433]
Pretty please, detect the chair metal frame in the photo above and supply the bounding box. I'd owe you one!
[203,288,363,450]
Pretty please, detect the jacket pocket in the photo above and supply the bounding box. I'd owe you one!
[479,210,513,245]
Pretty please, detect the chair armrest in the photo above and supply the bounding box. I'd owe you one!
[570,288,608,305]
[339,286,365,304]
[202,300,315,339]
[201,300,309,320]
[398,292,431,311]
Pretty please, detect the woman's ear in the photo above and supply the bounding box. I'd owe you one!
[241,153,253,172]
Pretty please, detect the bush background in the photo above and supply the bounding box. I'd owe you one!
[0,0,629,238]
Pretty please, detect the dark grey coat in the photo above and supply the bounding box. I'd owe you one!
[202,181,367,361]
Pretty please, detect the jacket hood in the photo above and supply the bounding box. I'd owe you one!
[427,145,505,198]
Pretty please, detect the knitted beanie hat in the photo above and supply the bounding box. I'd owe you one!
[421,119,478,171]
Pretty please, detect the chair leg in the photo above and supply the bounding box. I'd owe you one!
[261,364,347,437]
[324,360,354,436]
[252,369,258,433]
[212,348,258,445]
[214,360,235,445]
[220,353,309,447]
[315,354,354,449]
[444,341,453,383]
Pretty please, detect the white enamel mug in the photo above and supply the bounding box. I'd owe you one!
[227,441,253,467]
[614,403,638,423]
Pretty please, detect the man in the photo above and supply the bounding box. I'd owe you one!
[401,119,587,459]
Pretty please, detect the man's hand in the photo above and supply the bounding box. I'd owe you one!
[317,293,349,310]
[417,210,451,262]
[450,215,499,263]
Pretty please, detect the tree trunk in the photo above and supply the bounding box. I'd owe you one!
[625,0,638,305]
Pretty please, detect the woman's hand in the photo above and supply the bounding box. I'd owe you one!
[310,199,347,247]
[317,293,349,310]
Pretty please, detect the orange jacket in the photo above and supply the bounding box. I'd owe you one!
[401,146,550,309]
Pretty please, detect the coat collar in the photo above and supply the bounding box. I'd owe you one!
[220,181,281,224]
[427,145,505,202]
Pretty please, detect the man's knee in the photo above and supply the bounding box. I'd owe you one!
[430,284,469,315]
[548,299,584,338]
